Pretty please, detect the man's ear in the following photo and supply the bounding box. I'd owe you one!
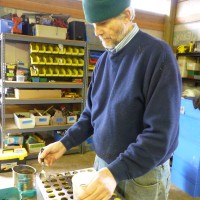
[123,8,135,23]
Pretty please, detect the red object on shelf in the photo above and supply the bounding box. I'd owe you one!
[89,58,98,65]
[11,14,22,34]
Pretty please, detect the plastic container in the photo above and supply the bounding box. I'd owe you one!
[78,58,84,66]
[39,56,47,65]
[77,69,83,77]
[72,58,79,66]
[30,54,40,64]
[78,47,85,56]
[52,45,59,54]
[52,68,59,76]
[30,43,39,53]
[65,68,72,77]
[45,56,53,65]
[38,44,46,53]
[58,57,66,65]
[58,68,66,76]
[65,46,73,55]
[45,44,53,53]
[70,68,78,77]
[72,47,79,55]
[16,75,25,82]
[31,77,40,82]
[14,112,35,129]
[58,46,66,54]
[52,56,59,65]
[38,67,46,76]
[65,57,72,66]
[72,171,96,200]
[45,67,53,76]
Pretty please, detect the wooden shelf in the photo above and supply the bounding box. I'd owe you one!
[3,118,73,134]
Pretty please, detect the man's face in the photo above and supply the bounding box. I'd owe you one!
[93,15,128,49]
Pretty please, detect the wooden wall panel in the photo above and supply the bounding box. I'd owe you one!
[0,0,165,32]
[0,0,84,18]
[135,9,165,31]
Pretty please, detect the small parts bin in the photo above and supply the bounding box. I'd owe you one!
[14,112,35,129]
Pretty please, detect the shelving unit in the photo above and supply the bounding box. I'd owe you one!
[86,43,104,78]
[177,52,200,87]
[0,33,87,157]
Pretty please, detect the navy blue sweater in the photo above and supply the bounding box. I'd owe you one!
[60,30,182,183]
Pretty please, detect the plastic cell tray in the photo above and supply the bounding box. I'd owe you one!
[37,168,124,200]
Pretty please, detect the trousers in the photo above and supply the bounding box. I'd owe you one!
[94,155,171,200]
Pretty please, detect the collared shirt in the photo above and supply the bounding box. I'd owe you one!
[108,23,139,53]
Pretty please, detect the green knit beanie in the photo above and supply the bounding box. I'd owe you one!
[82,0,131,23]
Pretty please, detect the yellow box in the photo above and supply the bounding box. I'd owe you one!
[0,148,27,173]
[15,89,61,99]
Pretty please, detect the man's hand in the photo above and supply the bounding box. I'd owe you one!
[193,97,200,110]
[77,167,117,200]
[38,141,67,166]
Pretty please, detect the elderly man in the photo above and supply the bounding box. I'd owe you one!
[38,0,182,199]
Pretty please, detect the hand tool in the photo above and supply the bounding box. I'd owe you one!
[39,148,46,182]
[42,105,54,115]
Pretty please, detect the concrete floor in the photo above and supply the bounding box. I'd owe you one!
[0,151,199,200]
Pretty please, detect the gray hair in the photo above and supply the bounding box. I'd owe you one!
[119,6,136,21]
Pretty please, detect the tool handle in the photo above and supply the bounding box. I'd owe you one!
[34,108,43,116]
[42,105,54,115]
[40,147,45,163]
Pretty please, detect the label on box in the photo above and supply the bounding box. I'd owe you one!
[56,118,64,123]
[68,117,75,122]
[22,120,33,124]
[39,118,47,122]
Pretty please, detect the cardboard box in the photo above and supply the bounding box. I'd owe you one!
[33,24,67,39]
[30,111,51,126]
[66,115,77,124]
[14,112,35,129]
[0,19,22,33]
[4,135,24,146]
[26,142,45,154]
[15,89,61,99]
[187,63,200,71]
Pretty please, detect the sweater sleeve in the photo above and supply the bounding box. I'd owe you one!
[107,43,182,183]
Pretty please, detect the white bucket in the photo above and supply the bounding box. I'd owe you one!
[72,171,95,200]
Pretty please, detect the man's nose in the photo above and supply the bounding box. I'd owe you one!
[94,25,103,37]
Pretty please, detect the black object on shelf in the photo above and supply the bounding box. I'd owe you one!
[68,21,86,41]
